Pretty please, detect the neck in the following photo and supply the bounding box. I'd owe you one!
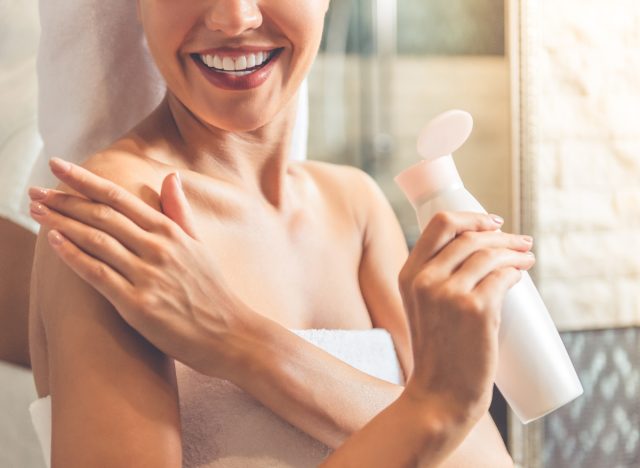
[141,93,300,211]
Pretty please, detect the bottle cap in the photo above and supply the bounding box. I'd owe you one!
[394,110,473,207]
[417,109,473,160]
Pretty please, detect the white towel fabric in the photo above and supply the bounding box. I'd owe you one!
[29,328,404,468]
[1,0,309,234]
[0,0,43,233]
[0,361,46,468]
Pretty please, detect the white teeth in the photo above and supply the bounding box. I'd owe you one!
[235,56,247,71]
[199,50,275,73]
[222,57,235,71]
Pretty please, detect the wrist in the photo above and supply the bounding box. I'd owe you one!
[222,308,286,385]
[401,381,480,436]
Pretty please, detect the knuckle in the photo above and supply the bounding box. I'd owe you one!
[477,247,497,262]
[150,244,173,265]
[88,230,109,248]
[135,291,158,315]
[458,230,478,245]
[457,293,486,315]
[92,204,114,223]
[105,185,124,205]
[156,219,179,238]
[88,263,109,281]
[412,268,437,293]
[430,211,455,230]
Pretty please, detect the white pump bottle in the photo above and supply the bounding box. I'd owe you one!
[394,110,583,423]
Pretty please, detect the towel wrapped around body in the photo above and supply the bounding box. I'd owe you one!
[29,328,404,467]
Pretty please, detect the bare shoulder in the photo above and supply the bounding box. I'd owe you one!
[299,160,380,231]
[29,147,182,465]
[76,148,167,208]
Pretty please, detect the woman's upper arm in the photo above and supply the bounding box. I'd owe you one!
[32,163,182,467]
[350,168,414,381]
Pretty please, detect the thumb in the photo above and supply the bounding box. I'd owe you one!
[160,172,199,239]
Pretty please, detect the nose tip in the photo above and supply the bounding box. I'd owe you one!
[204,1,263,36]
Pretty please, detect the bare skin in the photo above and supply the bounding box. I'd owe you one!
[27,100,524,466]
[25,0,525,465]
[29,100,515,467]
[0,217,35,367]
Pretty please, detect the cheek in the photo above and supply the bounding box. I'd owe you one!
[140,4,194,74]
[274,1,327,51]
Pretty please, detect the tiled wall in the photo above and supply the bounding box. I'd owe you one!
[543,328,640,468]
[532,0,640,330]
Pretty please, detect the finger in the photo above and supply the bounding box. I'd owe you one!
[29,187,151,256]
[473,266,524,316]
[30,201,141,282]
[406,211,504,273]
[428,230,533,280]
[46,229,137,312]
[160,173,199,240]
[452,248,535,292]
[48,157,167,231]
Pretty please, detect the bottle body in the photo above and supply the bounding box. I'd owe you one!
[413,186,584,423]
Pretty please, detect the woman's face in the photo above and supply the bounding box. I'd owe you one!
[138,0,329,132]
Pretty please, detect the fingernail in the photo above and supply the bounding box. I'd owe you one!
[175,172,183,190]
[522,235,533,244]
[50,157,71,174]
[48,230,65,246]
[490,214,504,225]
[28,186,49,200]
[30,201,48,216]
[526,251,535,256]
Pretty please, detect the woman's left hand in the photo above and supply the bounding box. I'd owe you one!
[28,157,259,381]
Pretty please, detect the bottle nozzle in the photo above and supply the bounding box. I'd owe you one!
[417,109,473,160]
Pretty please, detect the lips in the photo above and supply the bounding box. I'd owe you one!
[191,47,284,91]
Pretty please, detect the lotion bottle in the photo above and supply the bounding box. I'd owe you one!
[394,110,583,423]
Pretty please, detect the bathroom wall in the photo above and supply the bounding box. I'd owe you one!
[531,0,640,331]
[307,54,513,245]
[517,1,640,467]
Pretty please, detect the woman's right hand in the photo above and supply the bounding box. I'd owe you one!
[398,211,535,428]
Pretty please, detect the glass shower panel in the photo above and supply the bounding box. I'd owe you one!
[308,0,510,245]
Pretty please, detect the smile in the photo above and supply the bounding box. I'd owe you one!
[197,49,279,76]
[191,48,284,90]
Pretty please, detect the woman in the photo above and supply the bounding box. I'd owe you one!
[28,1,532,466]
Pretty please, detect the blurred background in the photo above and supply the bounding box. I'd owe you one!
[308,0,513,246]
[1,1,639,467]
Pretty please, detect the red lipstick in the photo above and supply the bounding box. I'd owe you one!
[191,48,283,91]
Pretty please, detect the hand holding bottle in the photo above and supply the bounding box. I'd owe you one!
[395,109,583,423]
[398,210,535,426]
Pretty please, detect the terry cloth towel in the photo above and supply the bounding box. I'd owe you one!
[29,328,404,467]
[1,1,308,232]
[0,0,43,233]
[26,0,309,216]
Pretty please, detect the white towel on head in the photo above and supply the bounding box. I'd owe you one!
[0,0,42,233]
[1,1,309,233]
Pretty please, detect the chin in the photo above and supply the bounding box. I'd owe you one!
[199,103,282,133]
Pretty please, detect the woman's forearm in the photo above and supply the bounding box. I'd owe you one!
[227,315,513,468]
[231,315,405,449]
[319,392,466,468]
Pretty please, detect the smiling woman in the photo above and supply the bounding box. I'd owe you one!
[22,1,523,467]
